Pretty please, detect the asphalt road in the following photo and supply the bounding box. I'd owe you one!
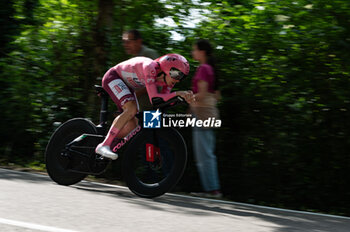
[0,168,349,232]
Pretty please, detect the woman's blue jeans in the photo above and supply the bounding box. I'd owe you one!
[192,127,220,192]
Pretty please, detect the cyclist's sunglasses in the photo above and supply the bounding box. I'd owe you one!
[169,68,186,81]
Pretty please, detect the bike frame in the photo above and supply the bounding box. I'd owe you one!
[63,85,185,175]
[95,85,109,135]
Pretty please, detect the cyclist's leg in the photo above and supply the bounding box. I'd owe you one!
[115,114,138,139]
[96,69,138,159]
[110,100,138,137]
[114,90,140,138]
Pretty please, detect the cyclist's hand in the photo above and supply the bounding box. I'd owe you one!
[177,91,195,104]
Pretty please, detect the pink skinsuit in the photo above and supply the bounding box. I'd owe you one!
[101,57,176,110]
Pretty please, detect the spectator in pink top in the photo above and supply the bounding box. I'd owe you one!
[190,40,222,198]
[95,54,195,160]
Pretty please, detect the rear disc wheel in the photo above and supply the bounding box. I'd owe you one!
[45,118,97,185]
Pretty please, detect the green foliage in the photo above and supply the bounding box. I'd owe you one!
[185,0,350,215]
[0,0,97,159]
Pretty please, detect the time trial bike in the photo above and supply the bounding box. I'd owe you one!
[45,85,187,198]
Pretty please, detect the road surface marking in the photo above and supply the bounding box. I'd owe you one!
[0,218,78,232]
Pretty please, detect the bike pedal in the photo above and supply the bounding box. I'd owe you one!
[96,155,106,160]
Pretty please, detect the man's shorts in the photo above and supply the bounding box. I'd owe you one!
[102,68,139,111]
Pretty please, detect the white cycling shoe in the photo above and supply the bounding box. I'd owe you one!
[95,144,118,160]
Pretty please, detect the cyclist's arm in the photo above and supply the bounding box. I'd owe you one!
[143,63,177,103]
[145,81,177,102]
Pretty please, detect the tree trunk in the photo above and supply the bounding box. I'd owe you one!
[85,0,115,119]
[94,0,114,76]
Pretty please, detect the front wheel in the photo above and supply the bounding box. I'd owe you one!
[45,118,97,185]
[122,128,187,198]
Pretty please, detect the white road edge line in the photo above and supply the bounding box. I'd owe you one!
[2,168,350,220]
[0,218,78,232]
[166,193,350,220]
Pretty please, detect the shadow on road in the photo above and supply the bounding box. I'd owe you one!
[0,168,51,183]
[73,180,350,232]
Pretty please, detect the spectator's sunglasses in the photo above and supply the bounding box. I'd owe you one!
[169,68,186,81]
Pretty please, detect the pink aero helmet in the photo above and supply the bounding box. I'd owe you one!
[155,54,190,81]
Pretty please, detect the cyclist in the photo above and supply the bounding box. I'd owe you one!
[95,54,195,160]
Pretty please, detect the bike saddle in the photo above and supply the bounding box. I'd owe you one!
[94,85,108,96]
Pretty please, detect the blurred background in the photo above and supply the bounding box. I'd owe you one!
[1,0,350,216]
